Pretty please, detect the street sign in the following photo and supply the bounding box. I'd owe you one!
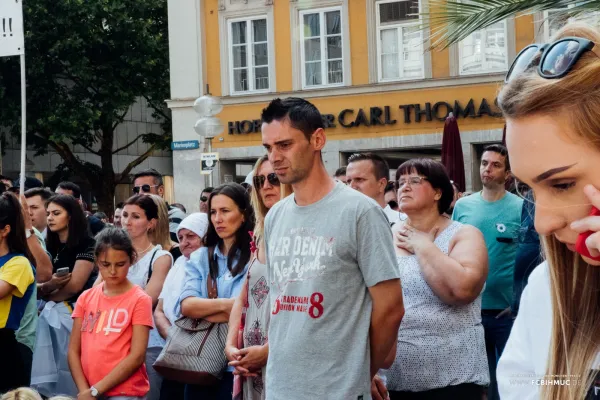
[201,152,219,175]
[0,0,25,57]
[171,140,200,151]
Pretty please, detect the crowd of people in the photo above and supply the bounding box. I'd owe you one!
[1,20,600,400]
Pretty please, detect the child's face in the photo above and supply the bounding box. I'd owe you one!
[97,248,131,284]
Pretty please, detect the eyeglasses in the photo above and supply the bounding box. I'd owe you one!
[133,184,159,194]
[253,173,280,189]
[505,37,600,83]
[397,176,428,188]
[200,196,208,202]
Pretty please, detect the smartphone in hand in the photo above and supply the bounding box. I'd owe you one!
[575,206,600,261]
[55,267,70,277]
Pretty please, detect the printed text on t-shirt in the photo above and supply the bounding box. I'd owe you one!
[272,292,324,319]
[81,308,130,335]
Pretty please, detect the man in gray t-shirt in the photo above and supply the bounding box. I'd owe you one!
[261,98,404,400]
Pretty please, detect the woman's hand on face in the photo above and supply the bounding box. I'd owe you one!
[394,224,439,254]
[571,184,600,257]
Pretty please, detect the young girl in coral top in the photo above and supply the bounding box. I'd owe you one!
[68,227,153,400]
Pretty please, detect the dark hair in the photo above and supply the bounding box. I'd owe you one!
[57,181,82,199]
[0,174,12,182]
[0,192,34,263]
[385,181,396,193]
[261,97,325,141]
[94,212,108,220]
[171,203,187,214]
[24,187,53,201]
[115,202,125,210]
[133,168,163,186]
[396,159,454,215]
[94,227,137,264]
[202,187,214,195]
[348,152,390,181]
[205,183,255,278]
[334,167,347,178]
[46,194,91,252]
[483,144,510,171]
[124,195,159,221]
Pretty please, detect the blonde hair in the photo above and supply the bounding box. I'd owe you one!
[250,155,292,245]
[148,194,175,251]
[499,22,600,400]
[0,387,43,400]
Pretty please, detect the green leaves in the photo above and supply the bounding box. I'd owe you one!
[424,0,600,49]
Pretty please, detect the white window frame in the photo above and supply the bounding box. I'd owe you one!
[299,6,346,89]
[542,7,600,42]
[458,21,509,76]
[375,0,424,82]
[227,16,271,95]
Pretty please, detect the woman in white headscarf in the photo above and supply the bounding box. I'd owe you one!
[154,212,209,400]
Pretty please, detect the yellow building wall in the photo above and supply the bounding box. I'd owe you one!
[205,0,223,97]
[349,0,370,85]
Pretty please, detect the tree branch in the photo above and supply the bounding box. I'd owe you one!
[117,143,158,183]
[143,96,171,122]
[112,109,130,131]
[47,140,100,187]
[112,135,141,155]
[81,144,101,156]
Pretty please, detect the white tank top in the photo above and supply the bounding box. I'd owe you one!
[387,221,490,391]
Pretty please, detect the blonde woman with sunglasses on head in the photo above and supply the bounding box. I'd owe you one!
[497,22,600,400]
[225,155,291,400]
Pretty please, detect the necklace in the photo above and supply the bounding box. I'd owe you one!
[136,243,154,257]
[53,244,67,264]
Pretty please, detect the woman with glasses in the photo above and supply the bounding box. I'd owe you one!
[384,159,489,399]
[179,183,254,400]
[0,192,36,393]
[497,23,600,400]
[225,155,291,400]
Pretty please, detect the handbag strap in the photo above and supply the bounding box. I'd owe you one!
[146,248,159,285]
[206,269,218,299]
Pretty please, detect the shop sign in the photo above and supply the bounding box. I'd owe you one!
[227,98,502,135]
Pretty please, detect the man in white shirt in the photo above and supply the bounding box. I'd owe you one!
[24,187,53,239]
[346,152,406,226]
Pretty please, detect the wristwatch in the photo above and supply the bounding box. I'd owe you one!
[25,229,33,239]
[90,386,99,397]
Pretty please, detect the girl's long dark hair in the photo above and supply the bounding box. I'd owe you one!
[46,194,91,254]
[0,192,34,263]
[204,183,255,278]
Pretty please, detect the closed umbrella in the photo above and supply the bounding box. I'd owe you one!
[441,112,466,192]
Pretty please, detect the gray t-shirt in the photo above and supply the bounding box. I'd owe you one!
[264,182,400,400]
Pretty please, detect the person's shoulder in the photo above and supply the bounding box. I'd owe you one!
[4,255,32,269]
[456,192,480,206]
[265,194,293,223]
[505,191,525,206]
[131,285,152,302]
[525,261,550,296]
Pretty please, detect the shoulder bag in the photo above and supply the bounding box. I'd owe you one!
[153,271,229,385]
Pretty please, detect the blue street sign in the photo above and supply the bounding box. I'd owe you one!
[171,140,200,151]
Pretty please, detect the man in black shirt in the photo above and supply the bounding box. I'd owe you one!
[55,181,105,236]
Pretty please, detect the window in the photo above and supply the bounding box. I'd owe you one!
[543,7,600,42]
[459,21,508,75]
[300,7,345,88]
[228,17,270,94]
[376,0,424,81]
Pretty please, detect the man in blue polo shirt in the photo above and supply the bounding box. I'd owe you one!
[452,144,523,400]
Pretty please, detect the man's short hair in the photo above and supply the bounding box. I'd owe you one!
[115,202,125,209]
[57,181,82,199]
[483,144,510,171]
[24,187,54,201]
[334,167,346,178]
[385,181,396,193]
[201,187,214,195]
[0,174,13,184]
[347,153,390,181]
[261,97,325,141]
[171,203,187,214]
[133,168,164,186]
[94,212,108,220]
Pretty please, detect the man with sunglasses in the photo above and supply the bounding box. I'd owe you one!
[198,187,213,213]
[132,168,186,242]
[261,98,404,400]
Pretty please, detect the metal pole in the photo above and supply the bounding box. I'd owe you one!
[19,53,26,192]
[207,137,213,187]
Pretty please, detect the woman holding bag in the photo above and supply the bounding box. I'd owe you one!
[225,155,290,400]
[179,183,254,400]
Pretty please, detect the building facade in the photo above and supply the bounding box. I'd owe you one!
[167,0,579,212]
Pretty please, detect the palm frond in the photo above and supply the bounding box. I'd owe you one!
[422,0,600,50]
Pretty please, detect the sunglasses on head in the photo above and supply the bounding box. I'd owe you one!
[133,184,159,194]
[253,173,280,189]
[505,37,600,83]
